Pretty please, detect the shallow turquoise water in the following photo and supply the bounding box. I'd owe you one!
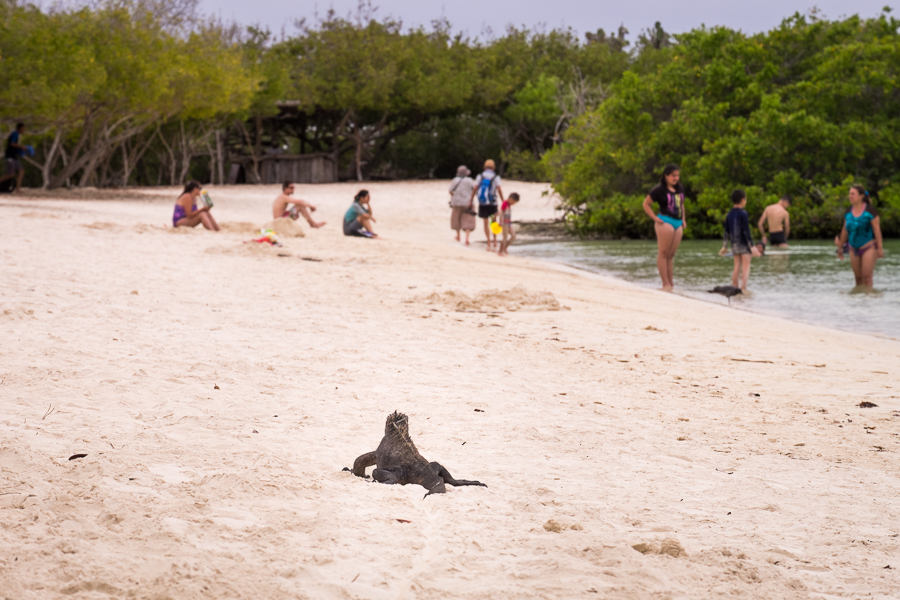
[516,239,900,339]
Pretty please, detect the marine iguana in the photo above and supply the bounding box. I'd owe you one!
[345,411,487,498]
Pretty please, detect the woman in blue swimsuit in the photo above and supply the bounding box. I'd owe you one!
[173,180,219,230]
[642,164,687,291]
[835,185,884,288]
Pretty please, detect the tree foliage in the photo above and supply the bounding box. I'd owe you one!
[545,11,900,238]
[0,0,256,187]
[0,1,632,187]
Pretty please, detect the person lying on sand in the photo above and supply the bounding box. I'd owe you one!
[173,181,219,230]
[272,181,325,228]
[343,190,378,238]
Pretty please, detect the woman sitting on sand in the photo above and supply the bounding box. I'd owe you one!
[173,181,219,230]
[642,164,686,291]
[344,190,377,238]
[835,184,884,289]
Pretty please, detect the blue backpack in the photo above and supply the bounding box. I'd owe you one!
[477,172,496,205]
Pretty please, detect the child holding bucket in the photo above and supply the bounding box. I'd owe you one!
[497,193,519,256]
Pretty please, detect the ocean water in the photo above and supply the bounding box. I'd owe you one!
[516,239,900,339]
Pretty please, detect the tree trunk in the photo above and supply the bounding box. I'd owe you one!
[254,115,263,184]
[215,129,225,185]
[355,123,363,182]
[123,128,157,187]
[178,120,193,184]
[40,129,64,189]
[59,145,72,188]
[205,137,215,184]
[236,120,261,183]
[157,126,177,186]
[48,114,147,189]
[48,123,92,189]
[121,140,131,187]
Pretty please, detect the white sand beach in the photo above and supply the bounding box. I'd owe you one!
[1,181,898,599]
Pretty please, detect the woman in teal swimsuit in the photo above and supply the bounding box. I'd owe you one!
[642,164,687,291]
[835,185,884,288]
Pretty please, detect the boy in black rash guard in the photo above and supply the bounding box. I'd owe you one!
[720,189,754,290]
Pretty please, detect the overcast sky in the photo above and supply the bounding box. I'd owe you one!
[200,0,897,40]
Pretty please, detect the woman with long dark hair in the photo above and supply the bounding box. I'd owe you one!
[642,164,686,290]
[835,185,884,289]
[343,189,378,238]
[173,181,219,230]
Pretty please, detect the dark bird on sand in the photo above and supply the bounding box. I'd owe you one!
[344,411,486,498]
[708,285,743,304]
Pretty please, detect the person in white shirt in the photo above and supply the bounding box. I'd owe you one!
[448,165,476,244]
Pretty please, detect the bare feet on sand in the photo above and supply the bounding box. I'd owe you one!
[310,221,326,228]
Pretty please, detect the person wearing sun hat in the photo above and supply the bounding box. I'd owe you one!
[449,165,476,244]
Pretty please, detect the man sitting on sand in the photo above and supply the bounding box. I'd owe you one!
[758,195,791,247]
[272,181,325,228]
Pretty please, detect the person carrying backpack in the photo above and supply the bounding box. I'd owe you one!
[469,159,505,251]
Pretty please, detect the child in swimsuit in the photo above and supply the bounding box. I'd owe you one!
[642,164,687,290]
[720,189,754,290]
[835,185,884,288]
[497,192,519,256]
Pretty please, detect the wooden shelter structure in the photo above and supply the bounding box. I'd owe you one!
[228,152,337,185]
[259,153,337,184]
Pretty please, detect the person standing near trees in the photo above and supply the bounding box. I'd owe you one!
[758,195,791,247]
[835,185,884,289]
[1,123,32,193]
[470,159,504,251]
[642,164,686,291]
[449,165,476,244]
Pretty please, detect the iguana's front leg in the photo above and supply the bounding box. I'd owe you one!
[350,451,377,478]
[430,462,487,488]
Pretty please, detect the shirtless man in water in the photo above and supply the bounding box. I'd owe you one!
[272,181,325,228]
[758,195,791,247]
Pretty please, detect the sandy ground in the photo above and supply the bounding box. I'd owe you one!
[1,181,898,600]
